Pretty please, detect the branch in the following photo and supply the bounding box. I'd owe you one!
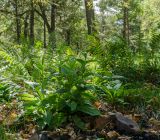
[18,10,29,17]
[35,5,51,32]
[0,9,29,17]
[0,9,13,15]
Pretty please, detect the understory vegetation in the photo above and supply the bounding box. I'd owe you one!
[0,0,160,139]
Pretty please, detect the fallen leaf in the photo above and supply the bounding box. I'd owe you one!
[107,131,120,140]
[93,101,101,109]
[118,135,132,140]
[149,118,160,130]
[94,115,110,129]
[133,114,142,122]
[4,111,18,125]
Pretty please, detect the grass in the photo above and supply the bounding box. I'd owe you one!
[0,125,8,140]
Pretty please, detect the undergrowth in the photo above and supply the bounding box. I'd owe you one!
[0,35,160,133]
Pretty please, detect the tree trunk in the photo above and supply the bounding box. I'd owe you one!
[24,14,29,39]
[123,0,130,46]
[15,0,21,43]
[38,3,56,49]
[65,29,71,46]
[44,20,47,48]
[38,5,51,33]
[36,2,57,49]
[84,0,94,35]
[49,3,56,48]
[29,0,35,45]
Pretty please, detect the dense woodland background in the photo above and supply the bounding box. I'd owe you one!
[0,0,160,139]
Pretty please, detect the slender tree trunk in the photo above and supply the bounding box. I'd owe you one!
[100,11,105,41]
[123,0,130,46]
[138,20,142,47]
[29,0,35,45]
[38,3,56,49]
[38,6,47,48]
[101,14,105,33]
[38,5,50,32]
[37,3,57,49]
[24,14,29,39]
[49,3,56,48]
[15,0,21,43]
[44,20,47,48]
[84,0,94,35]
[65,29,71,46]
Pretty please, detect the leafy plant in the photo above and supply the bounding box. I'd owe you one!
[98,78,127,105]
[0,126,8,140]
[13,46,101,129]
[0,84,10,102]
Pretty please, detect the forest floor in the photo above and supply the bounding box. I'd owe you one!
[1,89,160,140]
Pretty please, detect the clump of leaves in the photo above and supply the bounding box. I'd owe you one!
[0,126,9,140]
[18,46,101,130]
[0,84,10,102]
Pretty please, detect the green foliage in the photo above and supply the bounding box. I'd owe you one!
[97,75,126,105]
[72,115,85,129]
[1,0,160,138]
[123,85,160,109]
[0,126,8,140]
[0,84,10,102]
[0,44,101,129]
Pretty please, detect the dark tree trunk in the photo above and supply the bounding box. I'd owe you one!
[138,20,142,49]
[15,0,21,43]
[24,14,29,39]
[29,0,35,45]
[84,0,94,35]
[39,5,51,33]
[123,0,130,46]
[36,3,57,49]
[65,29,71,46]
[50,4,56,33]
[49,3,56,48]
[100,11,105,41]
[44,20,47,48]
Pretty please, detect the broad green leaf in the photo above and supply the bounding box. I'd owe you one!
[67,101,77,111]
[114,83,122,90]
[19,93,37,101]
[72,115,85,129]
[24,80,39,88]
[52,113,67,128]
[44,111,52,125]
[78,103,101,116]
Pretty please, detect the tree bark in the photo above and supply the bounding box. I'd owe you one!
[36,2,57,49]
[123,0,130,46]
[24,14,29,39]
[38,3,56,48]
[38,5,51,32]
[15,0,21,43]
[44,20,47,48]
[65,29,71,46]
[29,0,35,45]
[49,3,56,48]
[84,0,94,35]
